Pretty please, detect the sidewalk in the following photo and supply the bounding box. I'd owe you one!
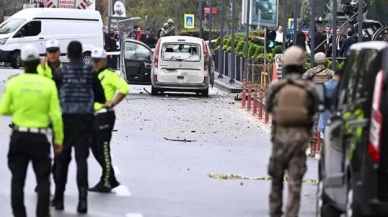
[214,72,242,93]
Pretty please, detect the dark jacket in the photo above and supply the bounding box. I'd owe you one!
[103,32,110,51]
[339,36,357,57]
[314,32,326,54]
[53,61,106,116]
[144,33,157,48]
[295,31,306,51]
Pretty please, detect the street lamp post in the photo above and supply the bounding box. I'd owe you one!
[209,0,213,49]
[244,0,251,81]
[293,0,297,40]
[230,0,236,83]
[218,0,225,79]
[358,0,363,42]
[332,0,337,69]
[310,0,315,67]
[199,0,204,38]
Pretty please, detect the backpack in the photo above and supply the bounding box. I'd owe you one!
[273,79,310,126]
[311,67,331,84]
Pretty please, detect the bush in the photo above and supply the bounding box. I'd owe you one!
[273,46,283,54]
[253,46,264,60]
[179,30,218,41]
[248,43,257,60]
[337,61,345,69]
[235,41,246,57]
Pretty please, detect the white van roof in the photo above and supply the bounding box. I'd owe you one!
[10,8,102,20]
[160,36,203,44]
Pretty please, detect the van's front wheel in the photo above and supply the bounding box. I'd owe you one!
[82,52,92,66]
[10,51,21,69]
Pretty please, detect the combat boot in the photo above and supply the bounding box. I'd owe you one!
[77,187,88,214]
[52,191,64,210]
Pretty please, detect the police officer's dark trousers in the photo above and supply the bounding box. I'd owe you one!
[54,115,92,212]
[9,130,51,217]
[91,110,118,187]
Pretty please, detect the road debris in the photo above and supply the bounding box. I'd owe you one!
[163,137,197,142]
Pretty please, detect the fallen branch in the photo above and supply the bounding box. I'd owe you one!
[163,137,196,142]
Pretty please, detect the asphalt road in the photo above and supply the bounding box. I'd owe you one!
[0,68,318,217]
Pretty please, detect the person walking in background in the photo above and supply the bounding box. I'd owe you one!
[127,25,138,39]
[302,52,334,157]
[318,68,342,147]
[339,30,357,57]
[314,28,326,54]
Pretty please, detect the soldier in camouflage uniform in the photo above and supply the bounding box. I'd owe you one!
[302,52,334,157]
[266,46,318,217]
[164,19,176,36]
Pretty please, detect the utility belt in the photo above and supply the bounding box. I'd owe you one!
[12,126,49,134]
[94,108,114,115]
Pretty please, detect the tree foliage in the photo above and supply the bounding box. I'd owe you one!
[299,0,311,28]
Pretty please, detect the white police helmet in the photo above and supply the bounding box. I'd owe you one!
[21,44,39,62]
[45,39,60,51]
[91,47,107,60]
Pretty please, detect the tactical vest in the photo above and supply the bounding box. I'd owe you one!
[59,63,95,115]
[311,67,331,84]
[273,78,312,126]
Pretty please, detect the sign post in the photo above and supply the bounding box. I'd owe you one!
[184,14,195,29]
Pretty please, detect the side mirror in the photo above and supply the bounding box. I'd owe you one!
[314,83,326,112]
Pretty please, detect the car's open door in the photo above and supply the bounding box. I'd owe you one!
[120,40,152,85]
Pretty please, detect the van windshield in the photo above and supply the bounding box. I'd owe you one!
[0,18,26,34]
[161,43,201,62]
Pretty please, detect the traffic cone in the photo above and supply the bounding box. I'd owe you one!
[272,64,278,81]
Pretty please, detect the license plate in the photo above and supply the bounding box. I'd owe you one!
[164,69,177,73]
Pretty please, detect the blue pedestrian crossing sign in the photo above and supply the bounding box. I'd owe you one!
[184,14,195,29]
[288,18,294,28]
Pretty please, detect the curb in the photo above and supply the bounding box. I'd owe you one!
[214,72,242,93]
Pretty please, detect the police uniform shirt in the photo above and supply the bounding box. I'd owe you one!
[91,48,129,111]
[0,45,64,145]
[37,39,63,79]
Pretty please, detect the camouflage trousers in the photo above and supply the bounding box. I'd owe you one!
[309,113,319,155]
[268,126,309,217]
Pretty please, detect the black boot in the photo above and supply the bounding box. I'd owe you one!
[77,187,88,214]
[52,191,64,210]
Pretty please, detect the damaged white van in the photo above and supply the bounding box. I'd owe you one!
[150,36,214,97]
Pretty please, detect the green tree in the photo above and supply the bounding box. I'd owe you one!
[299,0,311,28]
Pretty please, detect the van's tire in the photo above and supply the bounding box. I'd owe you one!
[82,52,92,66]
[151,86,158,95]
[201,87,209,97]
[10,51,21,69]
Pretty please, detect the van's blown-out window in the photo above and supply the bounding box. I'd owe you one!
[161,43,201,62]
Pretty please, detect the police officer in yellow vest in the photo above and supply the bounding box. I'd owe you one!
[34,39,63,193]
[0,44,64,217]
[89,47,129,193]
[38,39,63,78]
